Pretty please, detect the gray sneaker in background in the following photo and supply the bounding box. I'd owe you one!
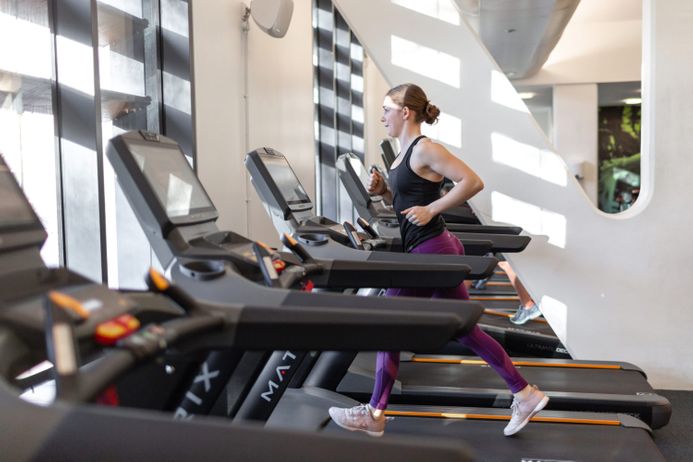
[328,404,387,437]
[503,385,549,436]
[509,303,542,325]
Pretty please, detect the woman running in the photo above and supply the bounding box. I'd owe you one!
[328,83,548,437]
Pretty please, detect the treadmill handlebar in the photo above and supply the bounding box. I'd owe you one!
[357,216,379,238]
[143,271,474,351]
[44,293,82,402]
[322,259,471,289]
[41,287,225,403]
[146,268,198,313]
[343,221,365,250]
[6,273,479,401]
[281,232,314,263]
[251,242,282,288]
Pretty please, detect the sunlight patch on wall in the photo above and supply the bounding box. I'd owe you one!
[391,0,460,25]
[491,132,567,186]
[390,35,460,88]
[491,191,567,248]
[540,294,568,346]
[491,70,529,113]
[422,111,462,148]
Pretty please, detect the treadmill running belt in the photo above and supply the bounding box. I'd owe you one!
[393,362,653,395]
[325,415,664,461]
[480,313,557,337]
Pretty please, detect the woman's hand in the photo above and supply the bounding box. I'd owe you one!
[367,170,387,195]
[401,205,435,226]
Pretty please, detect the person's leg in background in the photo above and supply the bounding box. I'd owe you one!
[497,261,542,325]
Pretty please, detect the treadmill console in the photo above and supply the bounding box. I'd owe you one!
[0,155,47,253]
[107,131,219,234]
[336,153,383,206]
[245,148,313,220]
[379,138,397,170]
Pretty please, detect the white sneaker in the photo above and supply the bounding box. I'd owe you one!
[503,385,549,436]
[328,404,387,437]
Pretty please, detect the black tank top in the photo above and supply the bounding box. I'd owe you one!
[388,135,446,251]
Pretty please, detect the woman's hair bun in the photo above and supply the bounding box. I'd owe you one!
[424,102,440,125]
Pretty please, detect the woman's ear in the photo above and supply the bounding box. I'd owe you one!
[402,106,410,120]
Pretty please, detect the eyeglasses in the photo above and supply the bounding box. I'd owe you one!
[382,106,403,115]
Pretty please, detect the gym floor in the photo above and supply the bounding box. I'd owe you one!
[653,390,693,461]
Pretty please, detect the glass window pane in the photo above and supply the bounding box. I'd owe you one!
[0,1,60,266]
[161,0,193,157]
[54,0,104,282]
[598,81,642,213]
[97,0,161,288]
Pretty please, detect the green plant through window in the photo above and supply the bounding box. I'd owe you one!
[598,105,641,213]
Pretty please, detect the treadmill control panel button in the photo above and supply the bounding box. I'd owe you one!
[95,314,141,345]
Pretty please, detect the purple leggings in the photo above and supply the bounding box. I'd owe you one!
[369,230,528,410]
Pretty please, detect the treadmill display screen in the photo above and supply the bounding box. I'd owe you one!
[127,142,215,219]
[0,162,40,230]
[260,153,311,205]
[347,155,370,191]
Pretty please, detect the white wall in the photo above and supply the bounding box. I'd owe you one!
[553,84,598,204]
[510,1,641,206]
[191,0,315,247]
[514,0,642,86]
[191,1,246,233]
[524,103,553,143]
[336,0,693,389]
[246,0,315,246]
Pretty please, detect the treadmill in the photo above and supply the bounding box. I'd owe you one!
[243,147,500,277]
[99,137,666,460]
[104,132,671,429]
[245,146,569,358]
[236,332,667,461]
[0,155,474,461]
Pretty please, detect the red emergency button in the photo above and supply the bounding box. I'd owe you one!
[95,314,141,345]
[272,259,286,272]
